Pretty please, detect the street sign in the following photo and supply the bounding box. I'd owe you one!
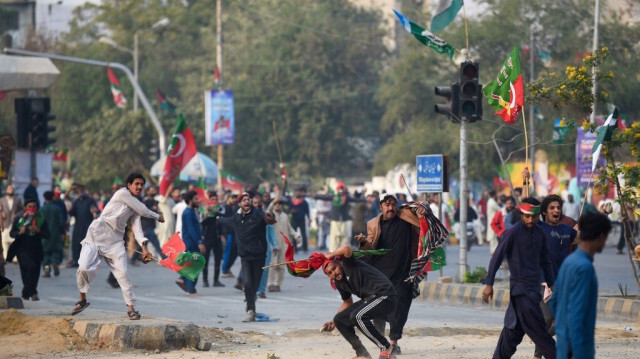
[416,154,448,193]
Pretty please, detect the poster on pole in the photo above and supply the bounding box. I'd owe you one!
[204,90,235,145]
[576,128,603,188]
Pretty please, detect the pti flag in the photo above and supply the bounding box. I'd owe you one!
[107,67,127,108]
[220,169,244,192]
[591,107,618,172]
[430,0,463,33]
[156,89,177,114]
[159,114,197,196]
[393,10,456,59]
[159,233,205,281]
[483,45,524,124]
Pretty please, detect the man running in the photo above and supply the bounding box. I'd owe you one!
[73,173,164,320]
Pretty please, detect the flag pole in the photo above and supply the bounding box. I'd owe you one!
[462,1,470,57]
[263,258,310,270]
[579,169,595,218]
[521,106,530,192]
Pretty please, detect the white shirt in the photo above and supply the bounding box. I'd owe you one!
[172,201,187,233]
[98,187,159,245]
[563,201,581,221]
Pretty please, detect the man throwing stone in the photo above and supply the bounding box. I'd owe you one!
[72,173,164,320]
[322,245,397,359]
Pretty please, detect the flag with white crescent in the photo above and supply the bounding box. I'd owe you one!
[159,114,197,195]
[482,44,524,124]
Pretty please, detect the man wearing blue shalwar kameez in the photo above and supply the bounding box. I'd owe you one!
[482,197,556,359]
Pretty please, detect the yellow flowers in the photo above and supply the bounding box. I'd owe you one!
[559,119,566,127]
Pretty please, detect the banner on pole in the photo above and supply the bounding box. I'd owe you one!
[576,128,603,188]
[204,90,235,145]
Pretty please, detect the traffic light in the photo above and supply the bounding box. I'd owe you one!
[459,61,482,122]
[14,97,56,150]
[15,98,31,149]
[434,83,460,122]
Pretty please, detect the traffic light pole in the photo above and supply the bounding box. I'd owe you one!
[458,119,468,282]
[3,48,166,158]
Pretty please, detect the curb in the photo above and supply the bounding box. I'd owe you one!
[418,282,640,322]
[71,319,206,350]
[0,296,24,309]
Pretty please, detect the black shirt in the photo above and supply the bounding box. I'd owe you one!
[368,216,414,286]
[141,198,158,229]
[335,255,397,301]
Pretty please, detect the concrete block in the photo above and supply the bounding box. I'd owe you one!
[438,276,453,283]
[0,296,24,309]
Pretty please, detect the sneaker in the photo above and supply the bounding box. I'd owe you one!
[268,285,276,292]
[378,350,395,359]
[233,282,244,291]
[391,344,401,355]
[258,292,266,299]
[213,281,226,287]
[203,280,210,288]
[53,265,60,276]
[221,271,234,278]
[42,272,51,278]
[242,310,256,322]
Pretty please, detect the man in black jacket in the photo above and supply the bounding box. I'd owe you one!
[219,192,275,322]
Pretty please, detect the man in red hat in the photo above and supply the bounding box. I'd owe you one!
[322,245,397,359]
[482,197,556,359]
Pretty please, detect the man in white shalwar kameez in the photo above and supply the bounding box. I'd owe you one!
[72,173,164,320]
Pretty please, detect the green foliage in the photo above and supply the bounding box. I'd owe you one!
[464,267,487,284]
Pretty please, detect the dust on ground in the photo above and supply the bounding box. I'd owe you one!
[1,310,639,359]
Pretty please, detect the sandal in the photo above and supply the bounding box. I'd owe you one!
[127,310,141,320]
[71,300,90,315]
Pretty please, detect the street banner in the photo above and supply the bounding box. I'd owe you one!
[205,90,235,145]
[576,128,603,188]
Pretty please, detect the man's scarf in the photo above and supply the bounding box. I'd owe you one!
[401,201,449,298]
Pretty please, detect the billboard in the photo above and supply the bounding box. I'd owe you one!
[576,127,603,188]
[204,90,235,145]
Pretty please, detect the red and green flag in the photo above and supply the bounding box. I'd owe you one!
[107,67,127,109]
[159,233,205,281]
[159,114,197,196]
[220,169,244,192]
[156,89,177,114]
[483,44,524,124]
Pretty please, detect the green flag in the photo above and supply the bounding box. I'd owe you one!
[431,0,463,33]
[393,10,456,59]
[175,251,206,281]
[591,107,618,172]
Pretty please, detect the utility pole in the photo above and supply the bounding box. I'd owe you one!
[133,33,139,112]
[589,0,600,123]
[216,0,224,189]
[459,119,468,282]
[529,25,535,186]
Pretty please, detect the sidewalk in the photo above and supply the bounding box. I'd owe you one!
[418,281,640,322]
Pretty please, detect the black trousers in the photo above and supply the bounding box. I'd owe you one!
[493,295,556,359]
[334,295,396,356]
[374,281,413,341]
[241,257,265,312]
[17,252,41,298]
[291,219,307,252]
[202,234,223,283]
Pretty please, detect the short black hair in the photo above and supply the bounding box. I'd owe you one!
[126,173,146,185]
[183,190,198,204]
[24,197,38,206]
[505,196,515,203]
[43,191,54,201]
[541,194,563,220]
[578,212,612,241]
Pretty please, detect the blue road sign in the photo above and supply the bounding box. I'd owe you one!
[416,155,444,192]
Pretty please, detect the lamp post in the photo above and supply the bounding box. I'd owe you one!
[98,34,139,112]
